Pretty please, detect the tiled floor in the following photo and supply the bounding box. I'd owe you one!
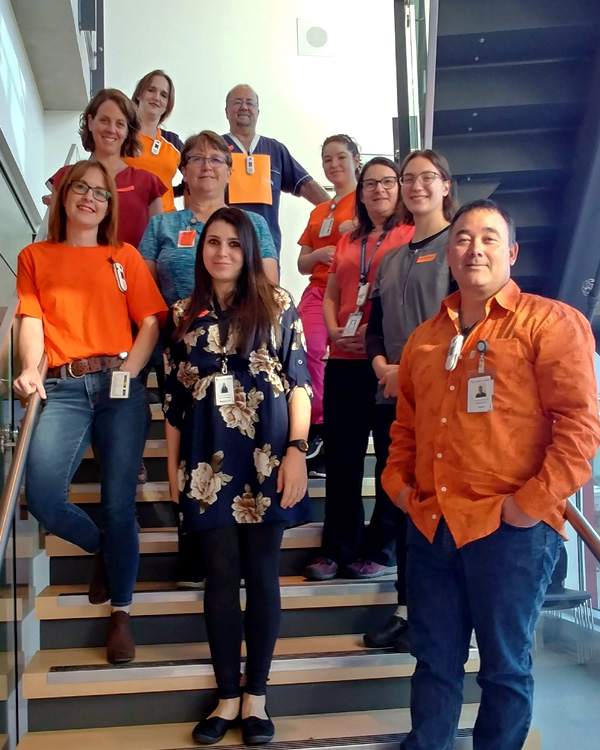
[532,643,600,749]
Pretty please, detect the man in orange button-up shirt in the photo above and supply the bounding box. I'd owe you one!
[382,199,600,750]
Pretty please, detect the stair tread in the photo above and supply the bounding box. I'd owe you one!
[44,524,331,557]
[63,478,376,503]
[18,703,478,750]
[36,577,398,620]
[16,706,484,749]
[23,637,479,698]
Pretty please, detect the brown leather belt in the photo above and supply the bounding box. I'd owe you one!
[47,355,124,379]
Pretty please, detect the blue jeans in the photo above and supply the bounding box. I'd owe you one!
[26,372,148,606]
[402,516,562,750]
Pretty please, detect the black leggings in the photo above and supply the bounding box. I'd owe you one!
[199,522,287,699]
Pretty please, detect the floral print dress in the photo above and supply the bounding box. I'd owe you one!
[163,288,313,532]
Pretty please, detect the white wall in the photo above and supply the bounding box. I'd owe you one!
[0,0,45,208]
[103,0,398,299]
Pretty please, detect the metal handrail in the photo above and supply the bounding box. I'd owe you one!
[565,498,600,565]
[0,354,47,564]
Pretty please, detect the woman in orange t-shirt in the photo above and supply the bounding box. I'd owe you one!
[14,160,167,666]
[296,135,360,470]
[125,69,184,213]
[304,157,414,583]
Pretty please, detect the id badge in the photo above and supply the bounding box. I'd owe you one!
[112,261,127,292]
[214,374,235,405]
[356,281,370,307]
[319,217,334,238]
[342,311,363,338]
[467,375,494,413]
[110,370,130,399]
[177,230,196,248]
[246,155,254,175]
[151,138,162,155]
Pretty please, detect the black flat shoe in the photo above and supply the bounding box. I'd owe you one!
[363,614,408,648]
[192,715,239,745]
[241,714,275,745]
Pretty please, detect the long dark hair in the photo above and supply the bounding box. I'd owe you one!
[321,134,361,179]
[399,149,456,224]
[351,157,403,241]
[175,208,280,352]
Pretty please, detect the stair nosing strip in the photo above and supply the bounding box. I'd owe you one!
[55,580,397,606]
[45,648,479,684]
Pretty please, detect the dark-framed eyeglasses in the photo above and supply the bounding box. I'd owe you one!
[362,176,399,192]
[68,180,111,203]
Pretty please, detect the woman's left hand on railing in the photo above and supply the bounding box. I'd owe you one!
[13,368,46,400]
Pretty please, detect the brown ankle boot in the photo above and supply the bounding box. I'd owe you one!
[107,611,135,664]
[88,550,110,605]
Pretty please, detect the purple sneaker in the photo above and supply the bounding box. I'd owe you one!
[304,556,338,581]
[345,560,397,579]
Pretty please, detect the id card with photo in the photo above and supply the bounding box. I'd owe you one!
[214,374,235,406]
[110,370,130,399]
[467,375,493,413]
[342,311,363,338]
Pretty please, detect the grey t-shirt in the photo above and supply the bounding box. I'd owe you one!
[371,227,451,404]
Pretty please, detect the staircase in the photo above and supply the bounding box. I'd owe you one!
[432,0,600,319]
[13,375,546,749]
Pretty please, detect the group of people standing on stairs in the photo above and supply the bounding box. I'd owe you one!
[12,66,600,750]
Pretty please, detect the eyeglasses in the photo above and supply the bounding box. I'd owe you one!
[186,155,228,168]
[399,171,443,187]
[361,176,398,192]
[69,180,111,203]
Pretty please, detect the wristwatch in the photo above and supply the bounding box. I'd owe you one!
[288,439,309,453]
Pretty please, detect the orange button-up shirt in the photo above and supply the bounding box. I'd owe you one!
[381,279,600,548]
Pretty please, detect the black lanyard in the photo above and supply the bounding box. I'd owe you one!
[360,230,388,283]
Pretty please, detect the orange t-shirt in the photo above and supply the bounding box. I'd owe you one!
[123,128,183,212]
[298,192,356,290]
[17,240,168,368]
[329,222,415,359]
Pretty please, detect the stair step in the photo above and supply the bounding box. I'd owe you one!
[20,706,517,750]
[44,524,329,558]
[66,478,376,504]
[36,578,397,620]
[23,636,480,699]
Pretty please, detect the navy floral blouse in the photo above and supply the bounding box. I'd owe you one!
[163,288,313,532]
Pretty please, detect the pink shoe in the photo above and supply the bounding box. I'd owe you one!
[345,559,397,579]
[304,556,338,581]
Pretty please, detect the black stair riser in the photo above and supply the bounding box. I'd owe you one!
[27,676,481,731]
[72,499,376,528]
[73,456,377,484]
[50,548,319,585]
[41,604,397,649]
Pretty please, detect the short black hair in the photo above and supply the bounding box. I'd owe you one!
[450,199,516,246]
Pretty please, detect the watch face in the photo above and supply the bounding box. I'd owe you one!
[291,439,309,452]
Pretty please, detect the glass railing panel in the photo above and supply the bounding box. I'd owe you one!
[401,0,437,152]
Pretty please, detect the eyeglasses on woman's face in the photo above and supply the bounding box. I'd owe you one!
[186,155,228,168]
[69,180,111,203]
[399,171,443,187]
[361,176,398,192]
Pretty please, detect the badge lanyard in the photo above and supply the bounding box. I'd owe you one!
[341,230,388,338]
[228,133,260,175]
[213,307,236,405]
[445,330,494,413]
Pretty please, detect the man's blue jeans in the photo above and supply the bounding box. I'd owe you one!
[402,516,562,750]
[26,372,148,606]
